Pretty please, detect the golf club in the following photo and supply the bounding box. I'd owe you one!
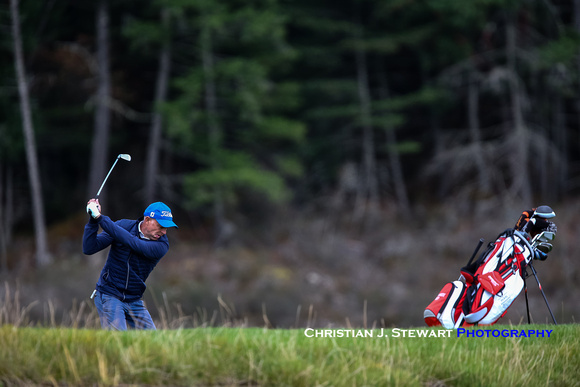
[536,243,553,254]
[530,230,555,255]
[95,153,131,199]
[466,238,485,267]
[524,205,556,234]
[532,231,555,245]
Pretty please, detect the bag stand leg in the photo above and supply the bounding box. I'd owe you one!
[523,271,531,324]
[528,262,557,325]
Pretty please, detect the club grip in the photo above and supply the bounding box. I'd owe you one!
[467,238,485,266]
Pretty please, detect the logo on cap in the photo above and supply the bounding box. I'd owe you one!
[149,210,172,219]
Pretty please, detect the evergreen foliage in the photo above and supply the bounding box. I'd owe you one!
[1,0,579,236]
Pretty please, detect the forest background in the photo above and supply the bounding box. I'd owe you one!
[1,0,580,328]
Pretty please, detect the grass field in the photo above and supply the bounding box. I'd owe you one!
[0,324,577,386]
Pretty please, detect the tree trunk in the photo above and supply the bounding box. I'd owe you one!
[200,19,226,246]
[553,93,567,200]
[467,69,490,195]
[145,9,172,205]
[0,166,13,271]
[385,126,411,217]
[376,65,411,218]
[574,0,580,189]
[88,0,111,198]
[0,166,5,271]
[354,42,379,218]
[10,0,51,266]
[506,15,531,204]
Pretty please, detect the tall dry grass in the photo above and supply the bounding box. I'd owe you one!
[0,281,259,329]
[0,281,100,328]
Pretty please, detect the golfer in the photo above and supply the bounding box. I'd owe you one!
[83,199,178,330]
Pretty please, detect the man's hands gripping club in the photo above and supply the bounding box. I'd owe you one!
[87,198,101,219]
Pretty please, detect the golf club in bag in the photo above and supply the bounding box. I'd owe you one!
[424,205,557,328]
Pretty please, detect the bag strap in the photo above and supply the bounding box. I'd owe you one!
[513,230,533,255]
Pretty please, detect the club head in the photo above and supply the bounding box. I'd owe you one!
[530,230,553,245]
[118,154,131,162]
[539,231,555,242]
[534,205,555,219]
[536,242,553,254]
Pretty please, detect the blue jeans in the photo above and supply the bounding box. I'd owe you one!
[94,290,156,330]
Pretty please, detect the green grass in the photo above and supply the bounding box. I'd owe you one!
[0,325,578,386]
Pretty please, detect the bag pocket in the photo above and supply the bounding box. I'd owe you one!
[478,271,505,295]
[424,280,466,329]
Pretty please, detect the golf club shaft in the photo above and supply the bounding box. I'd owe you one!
[95,158,120,198]
[522,209,538,234]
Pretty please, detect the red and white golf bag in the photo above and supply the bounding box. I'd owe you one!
[424,229,534,328]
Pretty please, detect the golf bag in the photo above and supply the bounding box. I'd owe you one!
[424,229,534,328]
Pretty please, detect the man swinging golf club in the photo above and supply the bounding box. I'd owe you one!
[82,154,178,330]
[83,199,178,330]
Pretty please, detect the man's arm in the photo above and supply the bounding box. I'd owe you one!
[82,218,113,255]
[97,215,169,260]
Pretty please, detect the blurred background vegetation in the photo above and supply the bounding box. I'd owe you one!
[1,0,580,327]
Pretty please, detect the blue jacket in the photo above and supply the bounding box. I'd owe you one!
[82,215,169,302]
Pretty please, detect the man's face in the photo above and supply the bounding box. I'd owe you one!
[142,217,167,240]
